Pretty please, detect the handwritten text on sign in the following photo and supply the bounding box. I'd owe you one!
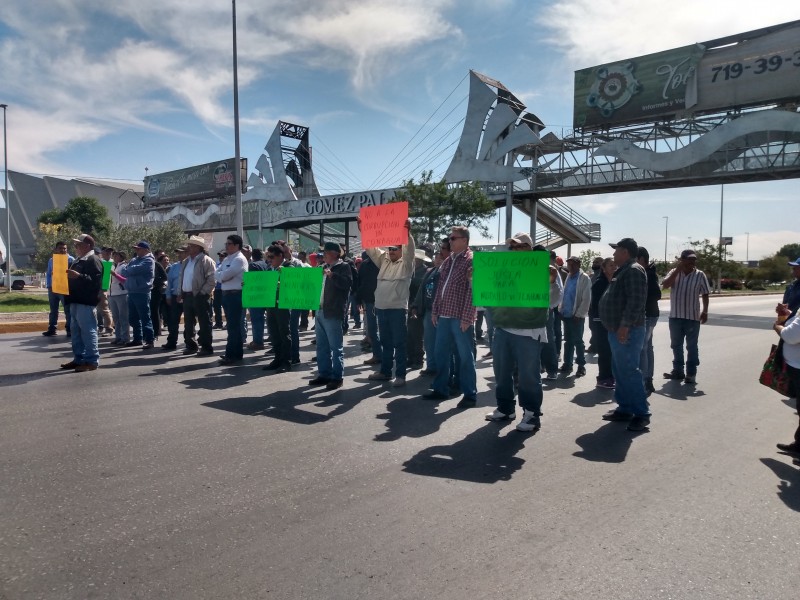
[359,201,408,249]
[278,267,324,310]
[472,251,550,308]
[242,271,279,308]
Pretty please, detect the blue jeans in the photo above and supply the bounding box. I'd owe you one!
[250,308,266,345]
[540,308,558,374]
[364,302,381,359]
[493,328,543,417]
[562,316,586,367]
[127,291,153,343]
[315,314,345,380]
[432,317,477,399]
[70,303,99,365]
[109,295,129,343]
[669,317,701,376]
[639,316,659,379]
[423,312,437,371]
[48,289,71,332]
[608,327,649,417]
[349,293,361,327]
[377,308,407,378]
[222,291,244,359]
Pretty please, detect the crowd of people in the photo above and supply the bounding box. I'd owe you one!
[48,225,800,440]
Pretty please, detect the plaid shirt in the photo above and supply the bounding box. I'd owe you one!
[598,259,647,331]
[432,249,476,328]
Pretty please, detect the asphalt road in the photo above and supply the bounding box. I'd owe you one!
[1,295,797,600]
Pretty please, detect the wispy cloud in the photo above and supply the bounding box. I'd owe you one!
[0,0,460,173]
[538,0,800,67]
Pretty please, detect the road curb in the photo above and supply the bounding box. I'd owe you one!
[0,321,50,335]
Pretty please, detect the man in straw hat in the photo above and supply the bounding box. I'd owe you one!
[178,235,217,356]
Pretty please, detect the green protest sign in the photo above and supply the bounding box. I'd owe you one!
[242,271,279,308]
[471,251,550,307]
[101,260,113,291]
[278,267,324,310]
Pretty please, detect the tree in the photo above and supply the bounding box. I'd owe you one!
[578,249,601,273]
[32,220,189,272]
[37,196,114,241]
[393,171,497,244]
[777,243,800,260]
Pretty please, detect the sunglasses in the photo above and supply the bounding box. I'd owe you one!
[387,247,400,251]
[449,236,465,241]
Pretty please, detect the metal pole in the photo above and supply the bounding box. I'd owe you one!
[232,0,243,237]
[2,104,8,292]
[745,232,749,263]
[662,216,668,265]
[717,185,724,293]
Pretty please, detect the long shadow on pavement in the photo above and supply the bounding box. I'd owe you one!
[571,388,615,408]
[760,457,800,512]
[402,422,529,483]
[201,382,378,424]
[657,380,707,401]
[573,422,635,463]
[375,396,462,441]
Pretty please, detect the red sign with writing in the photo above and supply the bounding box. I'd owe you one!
[359,202,408,249]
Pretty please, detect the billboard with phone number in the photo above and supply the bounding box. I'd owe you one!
[574,22,800,130]
[144,158,247,205]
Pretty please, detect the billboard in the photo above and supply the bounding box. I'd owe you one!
[574,21,800,129]
[144,158,247,205]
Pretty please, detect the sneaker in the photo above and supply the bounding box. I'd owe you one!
[515,409,541,432]
[627,416,651,432]
[368,372,391,381]
[576,366,586,377]
[596,379,616,389]
[42,330,57,337]
[142,342,154,350]
[485,409,515,421]
[392,377,406,387]
[456,396,477,409]
[664,370,685,380]
[544,372,558,381]
[602,410,633,421]
[558,364,573,373]
[683,375,697,385]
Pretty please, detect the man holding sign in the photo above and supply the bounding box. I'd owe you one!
[358,214,415,388]
[60,234,103,372]
[43,241,74,337]
[483,235,550,431]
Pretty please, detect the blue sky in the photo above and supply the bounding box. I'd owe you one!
[1,0,799,262]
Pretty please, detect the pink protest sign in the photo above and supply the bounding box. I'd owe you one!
[359,202,409,249]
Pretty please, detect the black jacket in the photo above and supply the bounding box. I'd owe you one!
[644,262,662,318]
[321,261,353,319]
[355,257,378,304]
[66,253,103,306]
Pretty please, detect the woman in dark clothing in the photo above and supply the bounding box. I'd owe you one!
[590,257,616,388]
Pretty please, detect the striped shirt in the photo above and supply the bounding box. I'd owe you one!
[668,269,710,321]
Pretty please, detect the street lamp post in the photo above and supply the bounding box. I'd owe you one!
[745,231,750,263]
[662,215,669,265]
[1,104,8,292]
[232,0,243,238]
